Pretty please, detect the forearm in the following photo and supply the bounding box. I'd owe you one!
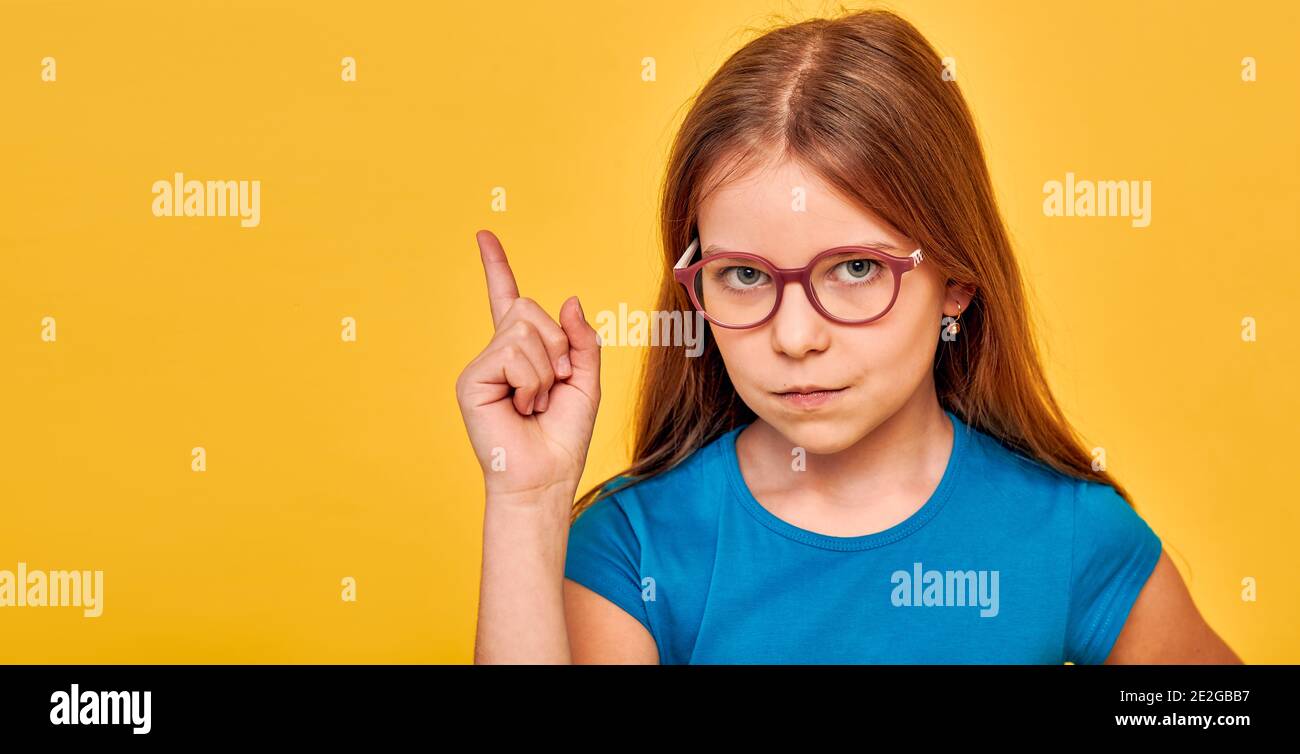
[474,487,575,664]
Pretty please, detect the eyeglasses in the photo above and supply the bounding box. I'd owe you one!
[672,236,926,329]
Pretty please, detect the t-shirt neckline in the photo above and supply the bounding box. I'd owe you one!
[721,408,969,552]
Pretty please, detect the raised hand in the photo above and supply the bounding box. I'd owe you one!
[455,230,602,501]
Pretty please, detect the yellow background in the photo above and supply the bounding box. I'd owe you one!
[1,0,1296,662]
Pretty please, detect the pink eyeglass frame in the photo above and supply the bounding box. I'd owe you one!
[671,236,926,329]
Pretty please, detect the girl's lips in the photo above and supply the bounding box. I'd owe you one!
[774,386,848,409]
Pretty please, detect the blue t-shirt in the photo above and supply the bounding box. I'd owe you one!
[564,408,1163,664]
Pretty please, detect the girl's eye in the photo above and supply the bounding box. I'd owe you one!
[720,266,771,288]
[830,258,880,284]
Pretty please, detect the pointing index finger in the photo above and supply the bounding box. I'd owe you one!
[476,229,520,328]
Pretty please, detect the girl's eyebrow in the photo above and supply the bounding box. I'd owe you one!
[702,239,899,256]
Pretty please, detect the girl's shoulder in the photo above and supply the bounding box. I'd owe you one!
[959,418,1095,499]
[957,417,1159,554]
[944,415,1161,566]
[579,426,740,532]
[564,429,736,622]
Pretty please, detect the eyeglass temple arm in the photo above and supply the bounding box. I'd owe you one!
[674,238,701,269]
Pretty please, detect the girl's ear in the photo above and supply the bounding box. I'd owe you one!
[944,280,978,312]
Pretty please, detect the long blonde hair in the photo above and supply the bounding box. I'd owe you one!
[575,8,1130,520]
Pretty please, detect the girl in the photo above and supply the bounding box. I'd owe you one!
[457,8,1240,664]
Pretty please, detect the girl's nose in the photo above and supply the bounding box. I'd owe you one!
[768,281,831,358]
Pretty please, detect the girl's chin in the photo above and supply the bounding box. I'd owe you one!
[765,417,863,456]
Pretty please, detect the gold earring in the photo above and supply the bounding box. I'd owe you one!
[945,302,962,337]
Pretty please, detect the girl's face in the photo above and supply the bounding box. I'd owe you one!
[696,157,963,454]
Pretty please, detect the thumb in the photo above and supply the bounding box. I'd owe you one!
[558,295,600,401]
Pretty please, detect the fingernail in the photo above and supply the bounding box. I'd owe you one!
[575,297,585,319]
[557,354,572,378]
[536,391,549,412]
[525,399,534,415]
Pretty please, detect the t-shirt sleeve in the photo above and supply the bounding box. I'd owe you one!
[564,488,652,634]
[1065,478,1163,664]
